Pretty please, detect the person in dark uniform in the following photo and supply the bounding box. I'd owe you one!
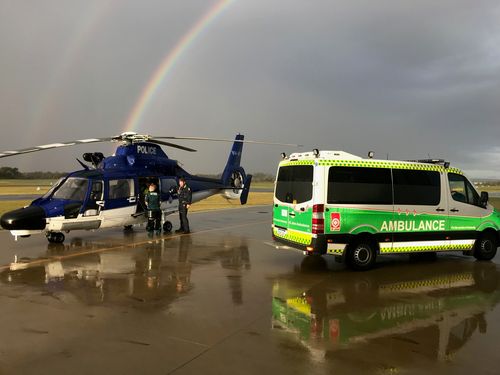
[145,182,162,234]
[175,177,192,234]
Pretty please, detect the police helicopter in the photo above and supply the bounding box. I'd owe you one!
[0,132,295,243]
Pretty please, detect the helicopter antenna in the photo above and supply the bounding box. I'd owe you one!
[76,158,90,170]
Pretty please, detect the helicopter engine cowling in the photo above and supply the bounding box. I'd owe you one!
[222,168,246,200]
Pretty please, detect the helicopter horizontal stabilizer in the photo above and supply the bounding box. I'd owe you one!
[240,174,252,205]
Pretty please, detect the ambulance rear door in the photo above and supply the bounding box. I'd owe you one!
[273,164,314,235]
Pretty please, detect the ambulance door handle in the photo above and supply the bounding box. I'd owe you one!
[435,208,445,212]
[128,197,136,203]
[289,212,296,217]
[450,208,459,212]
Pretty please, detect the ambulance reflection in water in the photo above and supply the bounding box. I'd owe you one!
[0,236,250,308]
[272,259,500,365]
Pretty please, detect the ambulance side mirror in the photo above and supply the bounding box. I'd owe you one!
[480,191,489,208]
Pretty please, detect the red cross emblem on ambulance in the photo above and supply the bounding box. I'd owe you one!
[330,212,341,231]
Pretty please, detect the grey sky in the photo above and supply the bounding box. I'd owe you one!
[1,0,499,178]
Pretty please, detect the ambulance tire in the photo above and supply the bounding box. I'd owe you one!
[346,240,377,271]
[474,233,498,261]
[123,225,133,231]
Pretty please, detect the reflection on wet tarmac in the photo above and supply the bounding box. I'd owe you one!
[1,235,250,309]
[1,207,499,374]
[272,257,500,369]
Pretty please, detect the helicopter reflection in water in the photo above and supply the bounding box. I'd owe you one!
[272,258,500,367]
[0,235,250,309]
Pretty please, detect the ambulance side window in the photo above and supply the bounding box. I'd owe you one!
[275,166,313,204]
[328,167,392,204]
[393,170,440,205]
[448,173,480,206]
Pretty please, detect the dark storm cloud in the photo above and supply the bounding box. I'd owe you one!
[0,0,499,177]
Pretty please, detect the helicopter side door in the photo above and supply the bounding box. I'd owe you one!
[82,180,104,217]
[102,178,137,225]
[136,176,160,214]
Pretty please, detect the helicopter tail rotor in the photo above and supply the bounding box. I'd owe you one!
[220,134,253,204]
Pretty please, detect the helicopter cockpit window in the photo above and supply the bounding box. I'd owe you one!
[109,178,135,199]
[42,177,64,199]
[52,177,88,201]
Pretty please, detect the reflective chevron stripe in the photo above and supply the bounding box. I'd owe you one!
[279,159,462,174]
[379,239,475,253]
[272,226,312,245]
[327,243,346,255]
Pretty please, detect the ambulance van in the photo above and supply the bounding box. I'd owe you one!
[272,150,500,270]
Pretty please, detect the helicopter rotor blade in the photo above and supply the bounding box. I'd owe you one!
[151,136,302,147]
[147,139,197,152]
[0,132,297,159]
[0,138,113,159]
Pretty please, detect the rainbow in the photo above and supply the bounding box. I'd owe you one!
[123,0,235,133]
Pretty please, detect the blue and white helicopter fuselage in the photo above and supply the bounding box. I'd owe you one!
[1,133,252,243]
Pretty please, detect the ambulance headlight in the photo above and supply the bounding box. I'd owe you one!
[313,149,320,157]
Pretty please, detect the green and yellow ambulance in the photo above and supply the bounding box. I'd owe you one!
[272,150,500,270]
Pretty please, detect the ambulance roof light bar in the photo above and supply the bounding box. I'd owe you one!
[405,158,450,168]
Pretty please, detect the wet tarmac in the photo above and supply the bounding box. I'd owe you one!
[0,206,500,374]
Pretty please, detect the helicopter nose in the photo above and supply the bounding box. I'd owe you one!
[0,206,46,230]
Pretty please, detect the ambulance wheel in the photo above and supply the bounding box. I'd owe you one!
[47,232,65,244]
[163,221,172,233]
[474,233,498,261]
[346,240,377,271]
[123,225,133,231]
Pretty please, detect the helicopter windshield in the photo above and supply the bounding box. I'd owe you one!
[42,177,64,199]
[52,177,88,201]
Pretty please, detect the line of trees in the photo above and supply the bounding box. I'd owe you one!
[0,167,66,179]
